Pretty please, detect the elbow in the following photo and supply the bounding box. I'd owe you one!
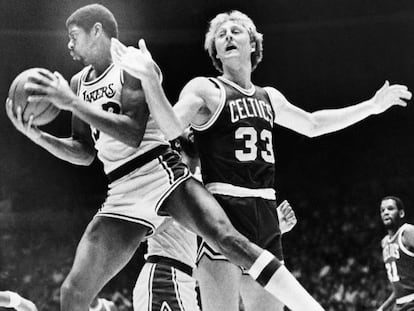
[124,130,145,148]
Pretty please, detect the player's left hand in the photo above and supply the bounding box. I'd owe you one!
[277,200,297,234]
[111,38,160,82]
[24,69,77,112]
[369,81,411,114]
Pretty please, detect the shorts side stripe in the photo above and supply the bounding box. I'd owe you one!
[95,212,156,236]
[172,267,186,311]
[148,263,156,311]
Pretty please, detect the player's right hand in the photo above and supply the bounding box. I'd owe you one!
[111,38,160,82]
[5,98,42,141]
[277,200,297,234]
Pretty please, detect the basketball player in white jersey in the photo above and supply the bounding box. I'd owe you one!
[0,291,37,311]
[110,10,411,311]
[7,4,332,311]
[377,196,414,311]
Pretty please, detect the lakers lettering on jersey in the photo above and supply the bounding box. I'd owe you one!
[382,224,414,302]
[76,64,168,174]
[192,76,276,199]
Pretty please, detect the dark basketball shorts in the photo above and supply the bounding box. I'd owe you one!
[197,194,283,271]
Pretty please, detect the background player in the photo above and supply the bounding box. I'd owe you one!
[377,196,414,311]
[0,291,38,311]
[110,9,411,311]
[7,4,328,311]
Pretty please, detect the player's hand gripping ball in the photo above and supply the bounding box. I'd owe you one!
[8,68,60,126]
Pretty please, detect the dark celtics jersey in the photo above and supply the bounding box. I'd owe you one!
[382,224,414,302]
[192,76,276,199]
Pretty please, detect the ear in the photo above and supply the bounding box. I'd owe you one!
[93,22,103,37]
[251,41,256,52]
[399,209,405,218]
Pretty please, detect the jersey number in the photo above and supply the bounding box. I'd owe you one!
[385,262,400,282]
[235,127,274,163]
[92,102,121,141]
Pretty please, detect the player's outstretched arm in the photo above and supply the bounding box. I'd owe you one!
[111,38,209,140]
[277,200,297,234]
[0,291,38,311]
[267,82,411,137]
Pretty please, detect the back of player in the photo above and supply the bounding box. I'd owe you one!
[382,224,414,310]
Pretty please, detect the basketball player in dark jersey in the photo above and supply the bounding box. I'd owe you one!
[111,9,411,311]
[6,4,331,311]
[377,196,414,311]
[112,11,411,311]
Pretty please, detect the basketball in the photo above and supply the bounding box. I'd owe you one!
[8,68,60,126]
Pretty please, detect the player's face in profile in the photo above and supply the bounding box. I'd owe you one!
[214,21,252,62]
[380,199,400,227]
[67,25,93,65]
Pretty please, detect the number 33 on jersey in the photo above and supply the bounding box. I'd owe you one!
[192,76,277,193]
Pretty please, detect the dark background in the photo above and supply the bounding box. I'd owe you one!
[1,0,414,310]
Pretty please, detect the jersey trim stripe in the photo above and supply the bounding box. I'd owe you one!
[172,268,186,311]
[398,224,414,257]
[396,293,414,305]
[263,87,278,124]
[205,182,276,200]
[218,76,255,96]
[191,77,226,131]
[83,63,115,86]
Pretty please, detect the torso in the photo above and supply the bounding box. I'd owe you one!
[192,76,276,197]
[76,64,168,174]
[382,223,414,299]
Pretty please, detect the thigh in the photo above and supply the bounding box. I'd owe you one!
[195,256,241,311]
[240,274,284,311]
[66,217,148,299]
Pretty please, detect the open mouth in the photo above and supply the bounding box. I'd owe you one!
[225,45,237,52]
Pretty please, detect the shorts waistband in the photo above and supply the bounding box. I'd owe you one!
[397,293,414,305]
[107,145,170,183]
[146,255,193,277]
[205,182,276,200]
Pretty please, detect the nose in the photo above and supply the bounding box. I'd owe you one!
[67,40,74,50]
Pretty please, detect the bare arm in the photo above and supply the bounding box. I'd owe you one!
[266,83,411,137]
[376,292,395,311]
[25,68,148,148]
[110,38,215,140]
[401,224,414,253]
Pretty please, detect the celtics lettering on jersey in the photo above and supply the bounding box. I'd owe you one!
[193,77,276,189]
[383,242,400,282]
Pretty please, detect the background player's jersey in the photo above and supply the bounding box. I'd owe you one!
[147,220,197,269]
[382,223,414,300]
[76,64,168,174]
[192,76,276,199]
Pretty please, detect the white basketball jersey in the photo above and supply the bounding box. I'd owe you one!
[147,220,197,268]
[77,64,168,174]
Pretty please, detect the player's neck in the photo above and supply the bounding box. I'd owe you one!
[222,66,252,89]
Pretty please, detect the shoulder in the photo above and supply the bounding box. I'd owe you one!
[401,224,414,247]
[263,86,288,102]
[381,235,388,248]
[70,70,85,93]
[181,77,218,97]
